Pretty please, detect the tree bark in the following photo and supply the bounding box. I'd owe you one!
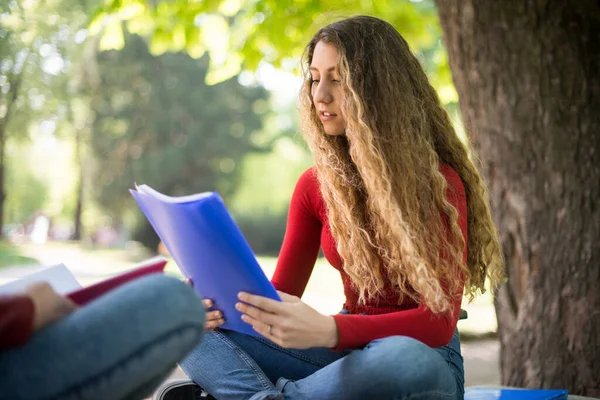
[0,50,28,237]
[0,123,5,237]
[72,125,84,241]
[436,0,600,396]
[66,99,84,241]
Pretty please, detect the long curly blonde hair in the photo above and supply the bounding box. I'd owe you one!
[299,16,505,313]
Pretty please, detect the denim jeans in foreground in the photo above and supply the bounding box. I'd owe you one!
[0,275,206,400]
[180,323,464,400]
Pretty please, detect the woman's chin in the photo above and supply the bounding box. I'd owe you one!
[323,127,346,136]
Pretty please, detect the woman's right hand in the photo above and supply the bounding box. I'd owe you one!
[184,278,225,331]
[202,298,225,331]
[24,282,77,332]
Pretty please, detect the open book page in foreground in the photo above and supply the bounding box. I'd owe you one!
[0,264,82,297]
[0,256,167,306]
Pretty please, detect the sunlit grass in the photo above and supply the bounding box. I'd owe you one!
[0,241,38,268]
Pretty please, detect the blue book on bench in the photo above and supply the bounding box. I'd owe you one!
[131,185,281,337]
[465,388,568,400]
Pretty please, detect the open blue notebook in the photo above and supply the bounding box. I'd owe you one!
[465,388,568,400]
[130,185,281,337]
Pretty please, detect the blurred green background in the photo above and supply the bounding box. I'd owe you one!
[0,0,461,253]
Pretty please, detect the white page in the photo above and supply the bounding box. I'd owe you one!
[0,264,82,296]
[136,184,213,204]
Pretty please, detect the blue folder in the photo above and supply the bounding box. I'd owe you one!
[465,388,568,400]
[131,185,281,337]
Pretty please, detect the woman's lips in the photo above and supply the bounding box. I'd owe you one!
[320,111,337,121]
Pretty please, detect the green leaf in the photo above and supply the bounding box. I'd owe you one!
[185,27,207,59]
[205,52,242,85]
[117,1,146,19]
[172,25,186,51]
[126,12,156,36]
[99,20,125,50]
[88,10,107,36]
[218,0,243,16]
[148,27,171,55]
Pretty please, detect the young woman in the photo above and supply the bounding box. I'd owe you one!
[163,15,504,400]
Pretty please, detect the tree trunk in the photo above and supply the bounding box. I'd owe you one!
[0,124,5,237]
[69,100,84,241]
[72,127,84,241]
[0,45,29,238]
[436,0,600,396]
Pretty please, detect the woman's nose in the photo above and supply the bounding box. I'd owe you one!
[313,82,333,104]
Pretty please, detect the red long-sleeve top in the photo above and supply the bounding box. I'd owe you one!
[0,295,35,349]
[271,164,467,351]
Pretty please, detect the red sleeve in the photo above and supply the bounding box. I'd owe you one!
[332,166,468,350]
[0,295,36,349]
[271,169,322,298]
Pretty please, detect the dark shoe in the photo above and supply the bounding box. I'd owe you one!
[153,379,215,400]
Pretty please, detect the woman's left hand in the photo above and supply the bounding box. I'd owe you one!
[236,291,339,349]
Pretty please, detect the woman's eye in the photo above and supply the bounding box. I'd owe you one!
[310,79,320,85]
[332,79,341,85]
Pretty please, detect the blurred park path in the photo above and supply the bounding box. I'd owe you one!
[1,242,500,387]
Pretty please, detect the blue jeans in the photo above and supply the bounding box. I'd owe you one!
[0,275,205,400]
[180,322,465,400]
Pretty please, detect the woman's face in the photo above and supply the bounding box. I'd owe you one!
[310,41,346,136]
